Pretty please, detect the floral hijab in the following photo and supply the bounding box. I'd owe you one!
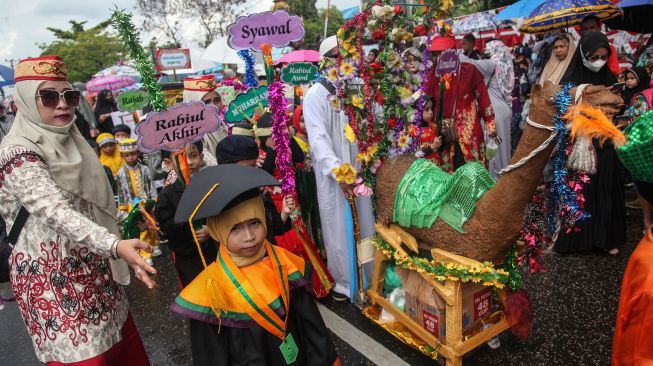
[485,40,515,102]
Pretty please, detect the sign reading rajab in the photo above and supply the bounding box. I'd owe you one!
[435,49,460,78]
[225,86,269,123]
[227,10,304,52]
[136,101,220,152]
[118,90,150,112]
[281,62,318,85]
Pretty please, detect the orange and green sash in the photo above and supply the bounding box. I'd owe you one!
[172,242,309,339]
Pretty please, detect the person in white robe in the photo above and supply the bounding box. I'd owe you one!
[303,36,375,300]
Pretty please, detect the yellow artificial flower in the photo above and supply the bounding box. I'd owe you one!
[343,41,358,56]
[440,0,454,11]
[356,144,379,164]
[332,163,357,184]
[329,98,340,110]
[340,62,355,77]
[397,134,409,148]
[351,94,364,109]
[327,67,339,81]
[344,124,356,143]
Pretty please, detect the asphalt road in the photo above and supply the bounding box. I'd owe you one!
[0,208,645,366]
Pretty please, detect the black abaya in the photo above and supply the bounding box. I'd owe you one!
[555,32,626,253]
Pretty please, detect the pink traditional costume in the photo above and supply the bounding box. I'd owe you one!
[0,56,149,365]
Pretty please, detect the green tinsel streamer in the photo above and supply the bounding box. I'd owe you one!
[111,8,167,112]
[503,243,522,291]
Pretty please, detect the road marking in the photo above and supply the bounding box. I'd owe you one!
[317,303,411,366]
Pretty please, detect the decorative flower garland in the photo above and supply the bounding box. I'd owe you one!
[111,9,166,112]
[269,80,295,195]
[373,237,511,289]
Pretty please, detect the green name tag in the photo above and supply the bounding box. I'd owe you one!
[279,333,298,364]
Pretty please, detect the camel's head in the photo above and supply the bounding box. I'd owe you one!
[529,83,624,127]
[571,84,624,116]
[528,82,560,127]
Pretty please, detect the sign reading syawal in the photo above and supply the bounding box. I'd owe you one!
[227,10,304,52]
[281,62,318,85]
[136,101,220,152]
[118,90,150,112]
[225,86,269,123]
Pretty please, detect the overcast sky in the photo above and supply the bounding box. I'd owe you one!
[0,0,358,68]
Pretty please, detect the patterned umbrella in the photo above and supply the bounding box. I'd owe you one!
[93,64,141,79]
[86,75,137,94]
[274,50,320,65]
[521,0,623,34]
[453,12,504,35]
[605,0,653,33]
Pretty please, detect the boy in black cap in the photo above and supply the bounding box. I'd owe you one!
[215,135,294,244]
[155,141,222,365]
[171,164,339,365]
[112,124,132,141]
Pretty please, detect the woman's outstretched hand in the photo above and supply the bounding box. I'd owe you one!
[116,239,157,289]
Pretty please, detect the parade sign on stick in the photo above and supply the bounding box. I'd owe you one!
[435,49,460,77]
[225,85,269,123]
[156,48,192,71]
[216,86,236,106]
[118,90,150,112]
[227,10,304,52]
[136,101,220,152]
[281,62,318,85]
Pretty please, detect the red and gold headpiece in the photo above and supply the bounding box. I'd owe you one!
[183,75,217,92]
[14,56,68,82]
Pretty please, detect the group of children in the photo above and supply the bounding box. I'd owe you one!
[88,74,338,365]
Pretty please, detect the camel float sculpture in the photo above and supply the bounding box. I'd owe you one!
[374,83,624,263]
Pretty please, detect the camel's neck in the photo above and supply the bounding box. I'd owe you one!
[475,107,556,216]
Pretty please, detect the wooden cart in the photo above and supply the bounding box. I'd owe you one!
[367,224,511,366]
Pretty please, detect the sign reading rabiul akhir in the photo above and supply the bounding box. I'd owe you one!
[136,101,220,152]
[227,10,304,52]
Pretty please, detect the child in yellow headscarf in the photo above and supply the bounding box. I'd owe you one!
[171,164,339,365]
[96,132,124,176]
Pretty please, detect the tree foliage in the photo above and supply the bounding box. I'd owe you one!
[291,5,345,50]
[136,0,246,48]
[39,20,125,83]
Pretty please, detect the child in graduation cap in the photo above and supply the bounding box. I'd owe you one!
[171,164,340,365]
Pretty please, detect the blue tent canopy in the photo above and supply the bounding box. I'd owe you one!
[0,65,14,87]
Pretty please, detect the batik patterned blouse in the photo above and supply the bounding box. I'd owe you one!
[0,145,129,363]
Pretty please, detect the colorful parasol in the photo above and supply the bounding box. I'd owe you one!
[452,12,504,34]
[86,75,137,94]
[93,64,141,79]
[274,50,320,65]
[496,0,547,21]
[0,65,14,87]
[605,0,653,33]
[521,0,623,34]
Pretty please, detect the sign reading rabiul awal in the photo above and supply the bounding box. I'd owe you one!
[281,62,318,85]
[136,101,220,152]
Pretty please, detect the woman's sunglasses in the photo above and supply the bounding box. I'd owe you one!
[36,89,81,108]
[202,97,221,105]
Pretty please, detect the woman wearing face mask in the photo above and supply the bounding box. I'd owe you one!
[554,32,626,255]
[94,89,118,134]
[0,56,155,365]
